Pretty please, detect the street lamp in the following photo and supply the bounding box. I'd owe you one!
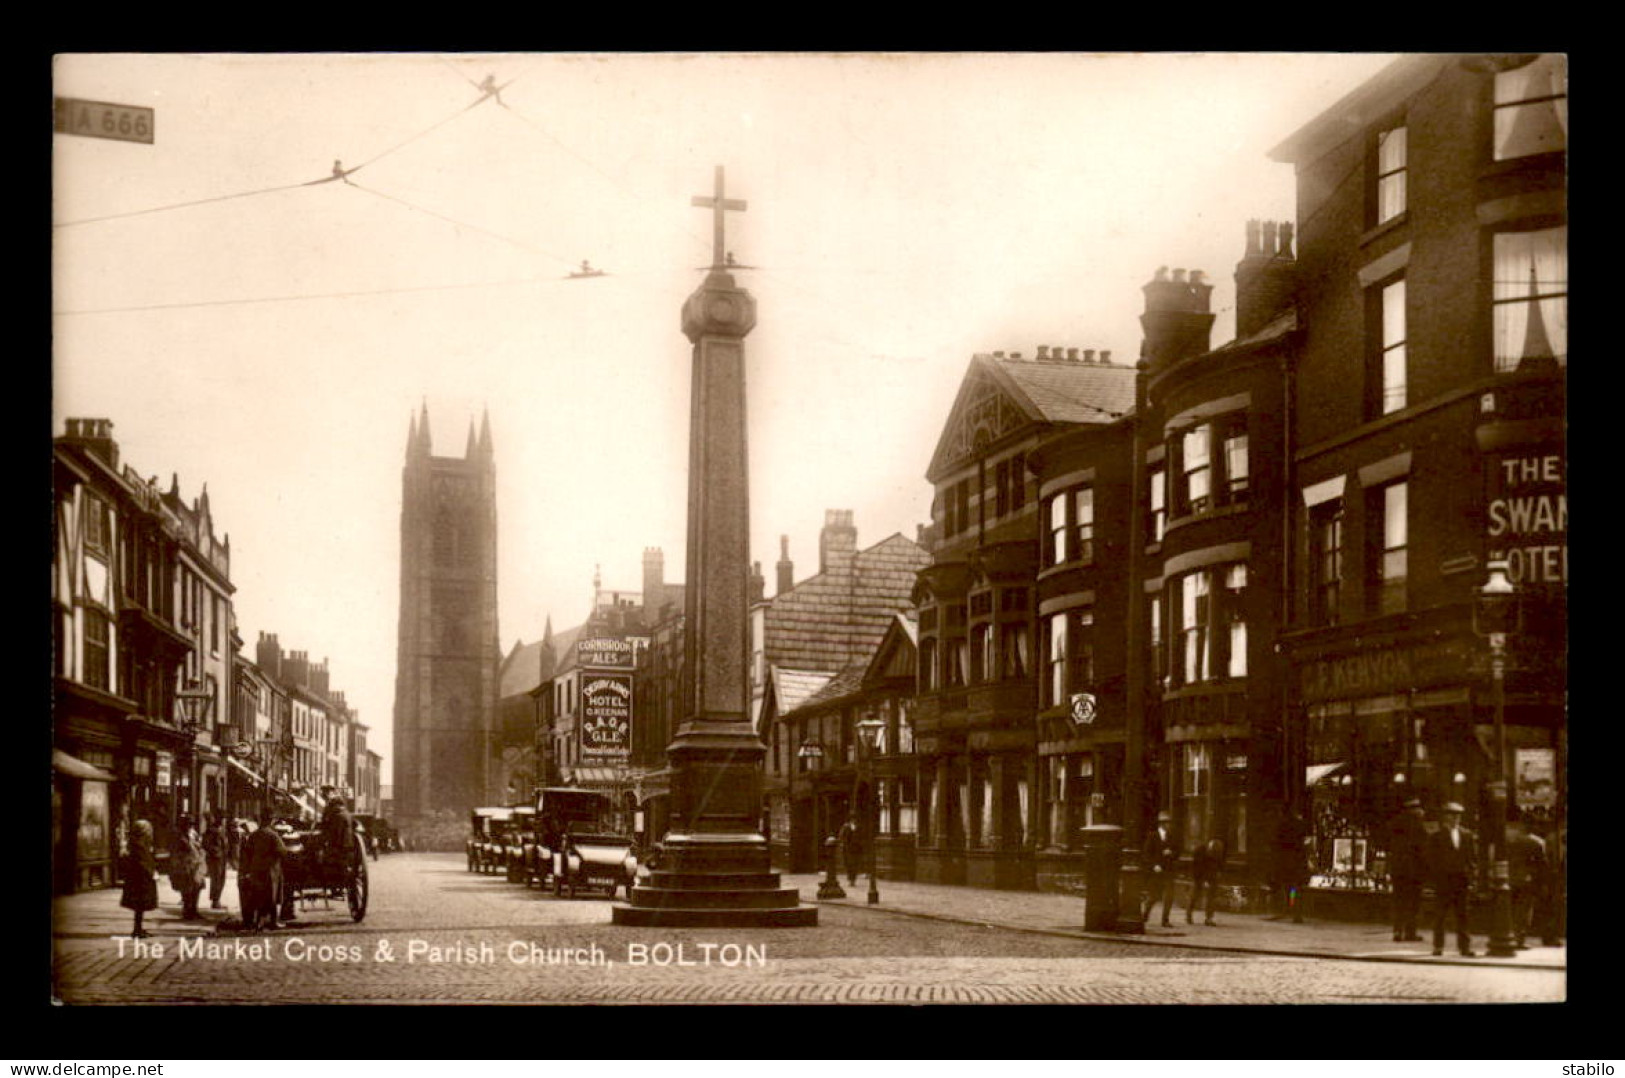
[800,739,844,899]
[175,678,215,820]
[1473,559,1522,958]
[855,714,885,905]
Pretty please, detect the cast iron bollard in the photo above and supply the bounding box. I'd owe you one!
[816,835,847,899]
[1079,824,1123,931]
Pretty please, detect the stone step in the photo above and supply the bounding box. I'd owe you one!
[627,886,804,910]
[611,904,818,928]
[644,871,785,891]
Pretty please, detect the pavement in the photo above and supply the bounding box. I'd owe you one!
[53,863,1564,972]
[779,872,1566,971]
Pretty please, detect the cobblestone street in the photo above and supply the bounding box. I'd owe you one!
[52,854,1565,1004]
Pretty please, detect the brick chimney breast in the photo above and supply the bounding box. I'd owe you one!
[819,509,857,575]
[1234,218,1299,339]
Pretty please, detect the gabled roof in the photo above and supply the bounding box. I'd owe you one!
[862,611,919,687]
[499,639,546,699]
[763,532,930,676]
[786,663,867,716]
[928,354,1136,481]
[771,667,837,715]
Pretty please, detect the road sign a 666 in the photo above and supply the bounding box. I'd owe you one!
[1069,692,1097,726]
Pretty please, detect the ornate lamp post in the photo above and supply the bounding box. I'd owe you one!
[175,678,215,820]
[1472,559,1522,958]
[855,715,885,905]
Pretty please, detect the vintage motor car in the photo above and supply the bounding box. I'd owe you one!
[467,807,512,873]
[552,830,638,899]
[504,806,537,883]
[529,787,611,888]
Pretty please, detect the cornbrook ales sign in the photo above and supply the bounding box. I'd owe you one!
[580,675,633,761]
[577,637,637,669]
[55,97,155,144]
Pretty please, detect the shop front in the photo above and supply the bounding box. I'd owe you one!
[53,750,117,894]
[1287,622,1563,920]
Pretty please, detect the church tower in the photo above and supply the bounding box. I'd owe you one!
[393,403,501,828]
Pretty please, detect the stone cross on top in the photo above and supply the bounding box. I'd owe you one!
[691,165,747,270]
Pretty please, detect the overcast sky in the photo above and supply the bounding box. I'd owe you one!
[52,52,1398,783]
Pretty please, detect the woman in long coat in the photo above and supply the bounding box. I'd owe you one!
[119,819,159,938]
[169,815,207,919]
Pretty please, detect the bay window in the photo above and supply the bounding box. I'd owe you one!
[1045,493,1067,566]
[1045,611,1067,707]
[1171,562,1250,686]
[1072,487,1095,563]
[1493,54,1567,162]
[1182,425,1212,514]
[1149,466,1166,543]
[1493,226,1567,371]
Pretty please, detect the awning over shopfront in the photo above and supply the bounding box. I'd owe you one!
[226,756,264,785]
[53,749,116,782]
[1305,762,1347,788]
[565,767,626,785]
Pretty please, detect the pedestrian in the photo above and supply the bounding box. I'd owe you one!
[1532,819,1563,946]
[119,818,159,938]
[203,812,230,910]
[239,810,287,931]
[1186,835,1226,926]
[1271,808,1312,923]
[1427,801,1477,957]
[1143,810,1178,927]
[168,815,207,920]
[1507,813,1549,950]
[1387,797,1428,942]
[839,816,860,887]
[228,817,244,873]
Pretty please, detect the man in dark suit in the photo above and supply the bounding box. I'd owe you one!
[1387,797,1428,942]
[1143,811,1179,927]
[1428,801,1478,957]
[1187,836,1226,926]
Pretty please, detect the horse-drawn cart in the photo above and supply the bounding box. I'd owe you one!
[277,824,369,923]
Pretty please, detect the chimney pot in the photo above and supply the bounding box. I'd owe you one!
[1100,349,1112,364]
[1246,219,1262,255]
[1261,221,1279,255]
[1036,345,1049,360]
[1066,348,1079,361]
[993,350,1005,358]
[1083,349,1096,364]
[1011,351,1022,360]
[1172,268,1187,283]
[1278,221,1295,258]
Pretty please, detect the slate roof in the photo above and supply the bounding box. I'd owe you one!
[786,663,868,715]
[499,639,546,699]
[770,667,837,717]
[1210,308,1298,355]
[985,354,1138,425]
[763,532,930,676]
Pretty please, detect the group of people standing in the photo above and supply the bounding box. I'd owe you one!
[1386,797,1561,956]
[1135,799,1562,956]
[117,786,362,938]
[119,811,241,934]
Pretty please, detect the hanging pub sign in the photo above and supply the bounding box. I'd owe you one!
[577,637,637,669]
[580,675,633,761]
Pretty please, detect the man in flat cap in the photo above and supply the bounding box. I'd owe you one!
[1427,801,1477,957]
[1387,796,1428,942]
[1143,810,1179,928]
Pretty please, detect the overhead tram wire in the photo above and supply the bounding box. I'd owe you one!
[53,76,512,231]
[51,273,562,318]
[345,179,578,270]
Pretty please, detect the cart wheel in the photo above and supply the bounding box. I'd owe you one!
[348,864,368,922]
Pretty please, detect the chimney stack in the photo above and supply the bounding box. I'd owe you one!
[1100,349,1112,365]
[642,547,665,616]
[750,561,765,604]
[1140,264,1216,372]
[819,509,857,576]
[1234,217,1298,339]
[61,417,120,469]
[776,535,794,595]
